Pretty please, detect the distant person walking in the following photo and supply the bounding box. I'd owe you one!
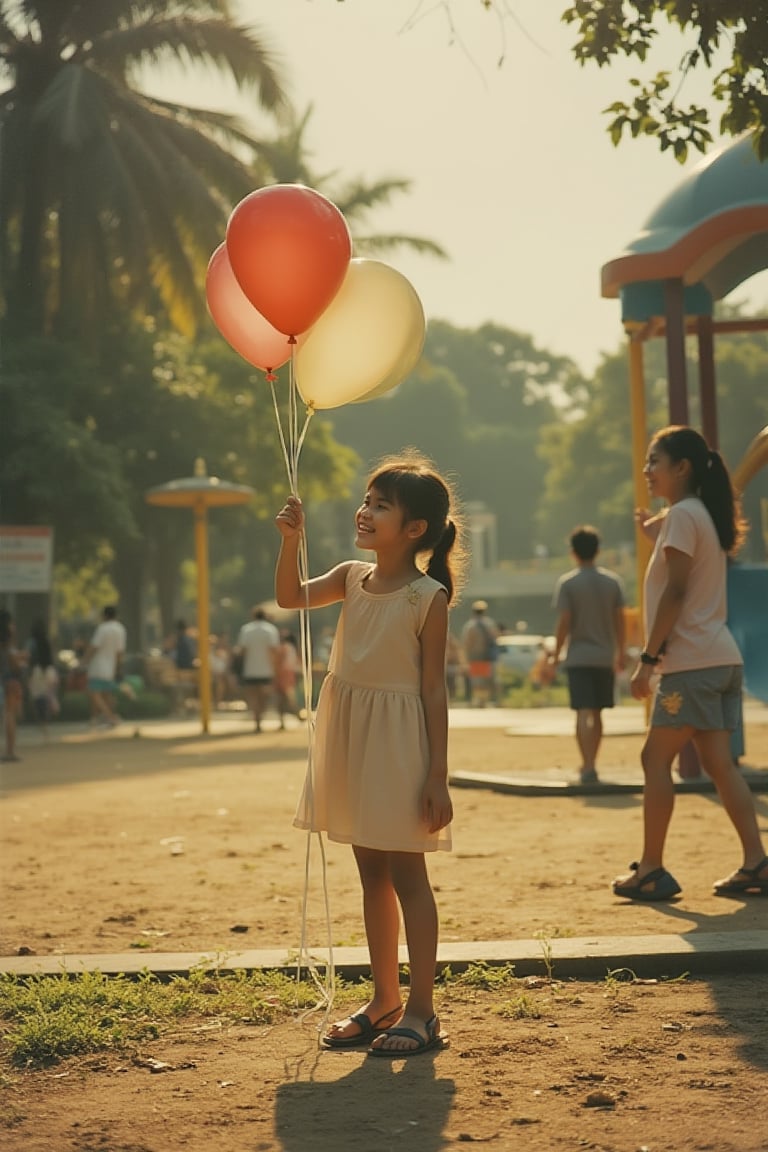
[275,630,301,729]
[234,607,279,733]
[26,618,59,738]
[550,526,625,784]
[86,605,127,728]
[614,426,768,901]
[461,601,499,706]
[0,608,25,761]
[172,619,196,671]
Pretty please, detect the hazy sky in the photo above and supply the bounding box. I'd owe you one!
[149,1,767,374]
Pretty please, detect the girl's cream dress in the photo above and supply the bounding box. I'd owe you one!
[294,561,451,852]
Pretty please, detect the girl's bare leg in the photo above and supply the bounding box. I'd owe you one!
[323,846,401,1043]
[370,851,442,1052]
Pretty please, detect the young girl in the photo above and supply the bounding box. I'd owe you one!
[275,453,464,1056]
[614,425,768,901]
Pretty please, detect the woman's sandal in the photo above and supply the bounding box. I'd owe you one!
[612,862,682,902]
[713,856,768,897]
[367,1013,448,1058]
[321,1005,402,1049]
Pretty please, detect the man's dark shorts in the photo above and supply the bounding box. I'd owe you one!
[566,666,615,711]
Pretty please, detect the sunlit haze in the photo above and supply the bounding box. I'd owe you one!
[145,1,768,374]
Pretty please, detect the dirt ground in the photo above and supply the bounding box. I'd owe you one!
[2,713,768,1151]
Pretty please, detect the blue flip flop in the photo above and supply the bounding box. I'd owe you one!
[321,1006,401,1049]
[367,1013,448,1058]
[612,862,682,902]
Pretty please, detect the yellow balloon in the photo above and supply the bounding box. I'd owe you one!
[350,301,426,404]
[295,258,426,410]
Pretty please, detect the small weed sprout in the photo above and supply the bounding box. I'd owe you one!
[497,993,544,1020]
[534,932,554,981]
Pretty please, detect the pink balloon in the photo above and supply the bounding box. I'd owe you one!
[226,185,351,336]
[205,243,293,373]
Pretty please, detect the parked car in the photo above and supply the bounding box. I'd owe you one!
[495,634,553,676]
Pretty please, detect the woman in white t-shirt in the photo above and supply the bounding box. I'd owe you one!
[613,425,767,902]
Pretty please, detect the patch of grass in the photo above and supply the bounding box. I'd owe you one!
[440,962,517,991]
[497,993,545,1020]
[0,968,319,1069]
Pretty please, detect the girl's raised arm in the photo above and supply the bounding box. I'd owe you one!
[275,496,351,609]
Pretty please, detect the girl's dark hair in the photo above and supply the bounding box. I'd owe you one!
[652,425,747,554]
[367,450,466,602]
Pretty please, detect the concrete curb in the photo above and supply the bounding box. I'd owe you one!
[3,932,766,981]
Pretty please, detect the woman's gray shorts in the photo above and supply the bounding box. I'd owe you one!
[651,665,743,732]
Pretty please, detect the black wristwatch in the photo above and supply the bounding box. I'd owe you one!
[640,651,661,666]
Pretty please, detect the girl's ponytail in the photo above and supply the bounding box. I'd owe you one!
[426,520,458,602]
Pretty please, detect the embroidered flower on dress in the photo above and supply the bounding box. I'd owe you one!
[406,583,422,605]
[660,691,684,716]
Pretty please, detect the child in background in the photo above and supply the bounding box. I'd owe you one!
[275,630,300,729]
[275,452,465,1056]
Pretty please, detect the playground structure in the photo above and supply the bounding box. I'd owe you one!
[601,133,768,762]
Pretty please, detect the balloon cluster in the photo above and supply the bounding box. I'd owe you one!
[205,184,426,409]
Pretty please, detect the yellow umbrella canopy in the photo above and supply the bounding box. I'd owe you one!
[146,457,254,509]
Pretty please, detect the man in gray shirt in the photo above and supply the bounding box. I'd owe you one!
[550,526,625,784]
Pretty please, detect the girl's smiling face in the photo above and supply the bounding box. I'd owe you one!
[354,486,406,551]
[643,441,691,503]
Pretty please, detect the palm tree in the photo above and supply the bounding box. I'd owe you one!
[252,104,448,260]
[0,0,288,341]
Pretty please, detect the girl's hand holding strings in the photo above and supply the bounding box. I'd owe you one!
[275,495,305,539]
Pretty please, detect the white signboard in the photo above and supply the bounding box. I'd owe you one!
[0,526,54,593]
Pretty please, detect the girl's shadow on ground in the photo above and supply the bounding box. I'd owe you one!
[275,1047,456,1152]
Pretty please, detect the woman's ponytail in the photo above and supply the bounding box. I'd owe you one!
[653,426,747,555]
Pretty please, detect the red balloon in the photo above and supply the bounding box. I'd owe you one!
[226,185,351,336]
[205,244,293,373]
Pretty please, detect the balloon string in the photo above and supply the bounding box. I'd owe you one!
[270,352,335,1036]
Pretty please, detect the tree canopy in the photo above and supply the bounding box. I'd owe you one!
[0,0,287,341]
[562,1,768,161]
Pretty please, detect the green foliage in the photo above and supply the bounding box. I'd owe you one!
[0,0,287,340]
[497,993,545,1019]
[0,338,138,565]
[535,325,768,563]
[444,962,517,990]
[57,690,172,721]
[53,554,118,625]
[0,969,318,1069]
[562,1,768,160]
[535,342,668,552]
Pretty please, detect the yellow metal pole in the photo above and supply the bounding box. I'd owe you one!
[194,499,212,734]
[629,333,651,624]
[629,333,653,726]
